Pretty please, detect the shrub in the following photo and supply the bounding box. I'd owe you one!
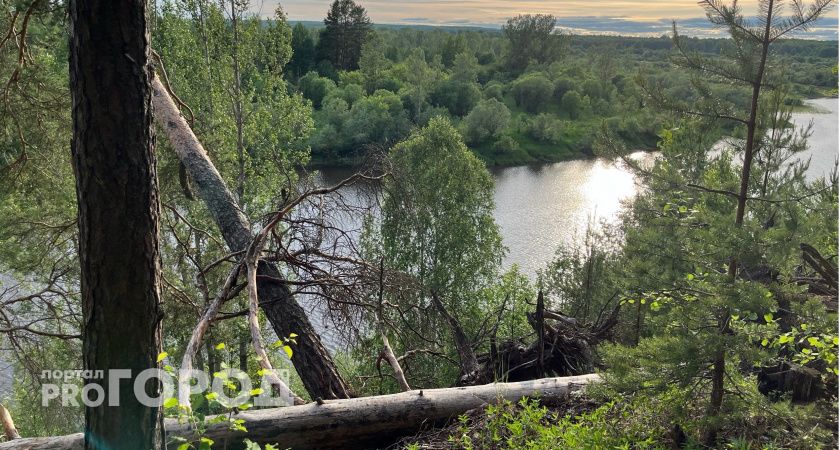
[461,98,511,144]
[560,90,583,119]
[492,135,520,154]
[346,89,411,147]
[511,73,554,113]
[325,83,365,106]
[526,113,564,144]
[442,398,657,449]
[554,77,575,100]
[429,79,482,116]
[298,71,336,108]
[483,81,505,101]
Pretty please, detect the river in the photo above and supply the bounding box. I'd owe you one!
[315,98,838,279]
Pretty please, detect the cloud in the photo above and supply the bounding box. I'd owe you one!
[264,1,838,40]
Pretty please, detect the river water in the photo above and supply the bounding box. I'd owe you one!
[316,98,838,279]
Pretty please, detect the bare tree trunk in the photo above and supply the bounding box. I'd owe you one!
[377,259,410,391]
[431,292,478,385]
[70,0,163,447]
[150,76,353,400]
[0,405,19,441]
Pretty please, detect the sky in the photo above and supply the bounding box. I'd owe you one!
[254,0,839,39]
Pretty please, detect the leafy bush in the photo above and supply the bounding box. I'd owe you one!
[346,89,411,147]
[492,135,520,154]
[324,83,365,106]
[525,113,564,144]
[511,73,554,113]
[483,81,505,101]
[461,98,511,144]
[429,79,482,116]
[443,398,657,450]
[560,90,583,119]
[297,71,336,108]
[553,77,575,100]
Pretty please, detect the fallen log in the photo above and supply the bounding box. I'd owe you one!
[0,375,599,450]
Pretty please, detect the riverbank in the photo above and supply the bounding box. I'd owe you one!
[309,128,657,169]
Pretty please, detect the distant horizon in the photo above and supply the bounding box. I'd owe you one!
[256,1,838,40]
[285,16,839,41]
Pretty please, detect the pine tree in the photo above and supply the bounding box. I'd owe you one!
[316,0,372,71]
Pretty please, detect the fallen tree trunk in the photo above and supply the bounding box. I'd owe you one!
[150,75,353,400]
[0,375,599,450]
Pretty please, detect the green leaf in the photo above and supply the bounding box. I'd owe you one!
[249,388,264,396]
[761,338,769,347]
[177,444,191,450]
[157,352,169,363]
[283,345,294,359]
[215,343,226,350]
[763,313,773,324]
[288,333,298,338]
[205,392,219,401]
[163,397,179,409]
[685,273,695,281]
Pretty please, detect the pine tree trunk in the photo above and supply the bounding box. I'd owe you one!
[706,2,775,446]
[69,0,163,448]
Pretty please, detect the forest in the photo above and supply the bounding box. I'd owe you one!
[0,0,838,449]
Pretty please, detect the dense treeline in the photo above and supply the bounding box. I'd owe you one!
[284,14,837,166]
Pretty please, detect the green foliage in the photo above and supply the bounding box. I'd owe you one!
[316,0,372,71]
[483,81,505,101]
[299,25,833,166]
[524,113,564,144]
[346,89,411,147]
[288,23,316,78]
[442,398,657,449]
[511,73,554,113]
[560,90,584,119]
[429,79,482,117]
[491,135,520,154]
[360,117,513,386]
[451,51,480,83]
[298,71,336,108]
[461,99,511,144]
[540,223,624,326]
[382,117,503,306]
[503,14,567,73]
